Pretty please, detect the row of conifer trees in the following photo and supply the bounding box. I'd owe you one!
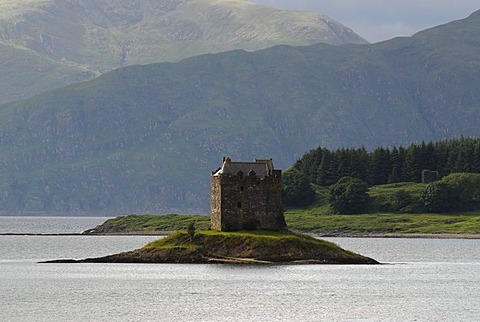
[293,137,480,187]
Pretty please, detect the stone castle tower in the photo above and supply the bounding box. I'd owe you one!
[211,157,286,232]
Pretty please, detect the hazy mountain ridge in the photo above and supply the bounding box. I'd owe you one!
[0,10,478,215]
[0,0,366,103]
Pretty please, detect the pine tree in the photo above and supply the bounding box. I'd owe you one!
[283,168,316,206]
[369,147,391,185]
[351,147,369,182]
[397,146,408,182]
[423,141,438,171]
[388,147,400,183]
[473,141,480,172]
[294,137,480,188]
[404,145,421,182]
[336,149,351,179]
[294,147,323,183]
[316,151,335,186]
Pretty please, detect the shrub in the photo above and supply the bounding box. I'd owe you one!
[393,190,414,213]
[440,173,480,210]
[421,181,459,213]
[420,173,480,212]
[187,222,196,242]
[329,177,370,214]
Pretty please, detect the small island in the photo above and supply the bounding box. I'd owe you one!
[47,158,378,265]
[47,230,378,265]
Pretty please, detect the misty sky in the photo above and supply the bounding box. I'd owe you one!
[251,0,479,42]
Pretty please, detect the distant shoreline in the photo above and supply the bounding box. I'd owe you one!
[313,233,480,240]
[2,232,479,239]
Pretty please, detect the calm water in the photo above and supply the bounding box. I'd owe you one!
[0,217,479,321]
[0,216,110,234]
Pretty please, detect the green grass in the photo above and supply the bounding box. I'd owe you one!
[143,230,297,250]
[88,180,480,236]
[281,181,480,235]
[141,229,357,259]
[368,182,427,213]
[368,182,427,198]
[284,209,480,234]
[98,214,210,232]
[94,209,480,236]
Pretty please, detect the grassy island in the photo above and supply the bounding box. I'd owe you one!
[58,230,378,265]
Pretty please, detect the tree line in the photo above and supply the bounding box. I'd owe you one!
[293,137,480,187]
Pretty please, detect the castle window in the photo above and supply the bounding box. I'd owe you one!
[240,186,244,191]
[237,171,244,179]
[237,201,242,208]
[248,170,256,177]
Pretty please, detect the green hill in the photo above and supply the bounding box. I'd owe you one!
[0,10,479,215]
[0,0,366,103]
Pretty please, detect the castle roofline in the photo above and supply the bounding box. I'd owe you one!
[212,157,274,178]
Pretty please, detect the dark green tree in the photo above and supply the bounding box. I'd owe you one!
[441,173,480,211]
[393,190,413,213]
[444,149,458,175]
[316,151,336,186]
[421,181,459,213]
[292,137,480,191]
[283,168,316,207]
[423,141,438,171]
[369,147,391,185]
[474,141,480,172]
[388,147,400,183]
[403,145,422,182]
[329,177,370,214]
[350,147,370,182]
[294,147,323,183]
[337,149,352,179]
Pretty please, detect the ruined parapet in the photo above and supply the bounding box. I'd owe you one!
[421,170,440,183]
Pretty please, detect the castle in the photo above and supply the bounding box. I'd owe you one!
[211,157,286,231]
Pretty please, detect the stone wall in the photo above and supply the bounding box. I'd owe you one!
[422,170,440,183]
[210,170,285,231]
[210,175,222,230]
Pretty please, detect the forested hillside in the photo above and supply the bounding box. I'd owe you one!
[287,138,480,214]
[293,138,480,187]
[0,10,479,214]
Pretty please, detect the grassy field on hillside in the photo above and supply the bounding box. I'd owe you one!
[284,210,480,234]
[285,182,479,234]
[87,211,480,235]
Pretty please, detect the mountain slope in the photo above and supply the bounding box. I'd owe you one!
[0,10,479,215]
[0,0,366,103]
